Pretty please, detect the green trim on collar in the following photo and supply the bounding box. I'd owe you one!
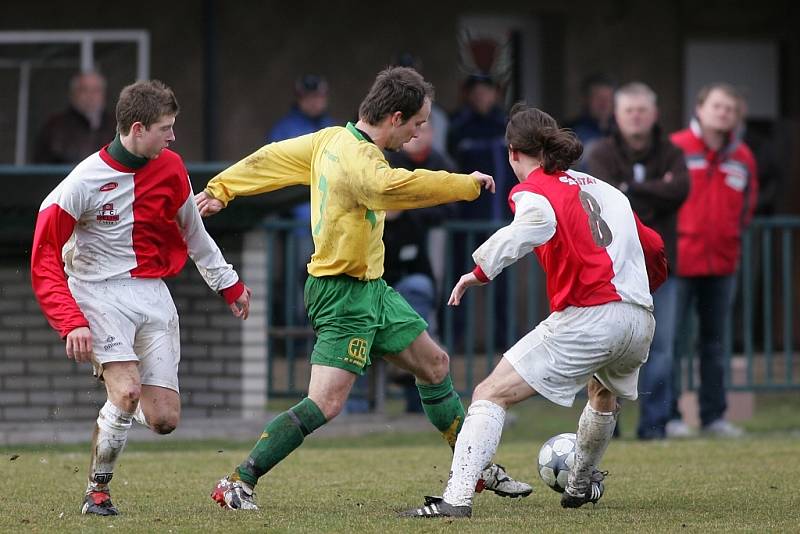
[346,122,376,145]
[345,122,366,141]
[107,133,149,169]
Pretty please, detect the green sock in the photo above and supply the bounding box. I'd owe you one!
[234,397,326,486]
[416,374,465,449]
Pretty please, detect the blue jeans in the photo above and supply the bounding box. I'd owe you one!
[393,274,435,324]
[670,274,737,427]
[637,276,678,439]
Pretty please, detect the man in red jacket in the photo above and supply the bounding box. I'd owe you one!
[667,83,758,438]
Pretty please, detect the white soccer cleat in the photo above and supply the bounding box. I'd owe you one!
[211,476,258,510]
[476,463,533,498]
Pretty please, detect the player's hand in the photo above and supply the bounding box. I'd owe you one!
[65,327,93,363]
[448,272,487,306]
[470,171,496,194]
[194,191,224,217]
[229,285,252,320]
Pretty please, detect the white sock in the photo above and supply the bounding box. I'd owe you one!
[442,400,505,507]
[133,402,148,428]
[87,401,133,492]
[568,402,616,493]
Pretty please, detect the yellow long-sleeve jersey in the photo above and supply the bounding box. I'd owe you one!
[204,123,481,280]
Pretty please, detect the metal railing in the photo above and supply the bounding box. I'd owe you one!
[263,216,800,398]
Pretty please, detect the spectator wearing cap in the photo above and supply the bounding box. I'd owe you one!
[267,74,335,143]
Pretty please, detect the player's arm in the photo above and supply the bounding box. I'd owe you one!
[177,181,251,319]
[449,192,556,306]
[30,185,93,361]
[633,212,667,293]
[356,149,492,211]
[197,133,315,216]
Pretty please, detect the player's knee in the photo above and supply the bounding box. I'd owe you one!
[119,386,141,406]
[472,379,506,407]
[150,413,179,435]
[316,397,344,420]
[425,349,450,384]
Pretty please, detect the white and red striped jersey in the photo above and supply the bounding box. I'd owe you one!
[472,167,666,312]
[31,144,243,338]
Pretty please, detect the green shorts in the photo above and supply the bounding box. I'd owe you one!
[304,274,428,375]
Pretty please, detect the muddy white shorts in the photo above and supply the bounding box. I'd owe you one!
[68,277,181,392]
[504,301,655,407]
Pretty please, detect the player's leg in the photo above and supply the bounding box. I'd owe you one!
[84,360,140,516]
[562,302,655,508]
[384,331,462,447]
[212,365,352,509]
[136,385,180,434]
[398,358,536,517]
[213,275,374,509]
[561,377,617,508]
[132,289,182,435]
[442,359,536,505]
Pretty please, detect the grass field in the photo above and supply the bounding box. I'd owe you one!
[2,394,799,533]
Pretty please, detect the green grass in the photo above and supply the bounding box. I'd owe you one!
[2,395,799,533]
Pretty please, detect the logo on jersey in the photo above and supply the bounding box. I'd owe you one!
[559,175,597,186]
[103,335,122,351]
[344,337,368,368]
[96,203,119,224]
[99,182,118,192]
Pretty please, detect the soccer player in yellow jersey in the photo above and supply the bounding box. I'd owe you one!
[197,67,532,509]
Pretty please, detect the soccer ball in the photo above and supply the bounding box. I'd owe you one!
[537,432,577,493]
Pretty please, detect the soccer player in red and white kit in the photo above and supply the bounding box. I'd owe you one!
[30,80,251,516]
[400,104,666,518]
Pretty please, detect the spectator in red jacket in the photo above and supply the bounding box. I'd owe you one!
[666,83,758,438]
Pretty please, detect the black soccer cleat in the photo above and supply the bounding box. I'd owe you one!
[560,470,606,509]
[81,489,119,516]
[397,496,472,518]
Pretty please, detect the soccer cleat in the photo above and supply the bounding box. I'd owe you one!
[81,489,119,516]
[476,463,533,498]
[211,476,258,510]
[560,470,606,509]
[397,496,472,518]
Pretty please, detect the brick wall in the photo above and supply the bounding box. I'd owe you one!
[0,230,268,423]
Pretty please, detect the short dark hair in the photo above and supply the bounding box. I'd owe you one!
[505,103,583,174]
[116,80,179,135]
[358,67,434,125]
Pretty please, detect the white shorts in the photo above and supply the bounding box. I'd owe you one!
[68,277,181,392]
[504,301,655,407]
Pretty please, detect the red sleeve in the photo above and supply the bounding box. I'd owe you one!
[633,212,668,293]
[472,265,490,283]
[220,280,245,304]
[30,204,90,338]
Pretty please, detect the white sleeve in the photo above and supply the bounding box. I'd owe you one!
[472,191,556,280]
[176,187,240,292]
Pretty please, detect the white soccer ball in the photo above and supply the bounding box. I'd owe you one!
[537,432,577,493]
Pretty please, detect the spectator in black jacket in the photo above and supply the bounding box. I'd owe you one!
[34,71,116,164]
[585,81,690,440]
